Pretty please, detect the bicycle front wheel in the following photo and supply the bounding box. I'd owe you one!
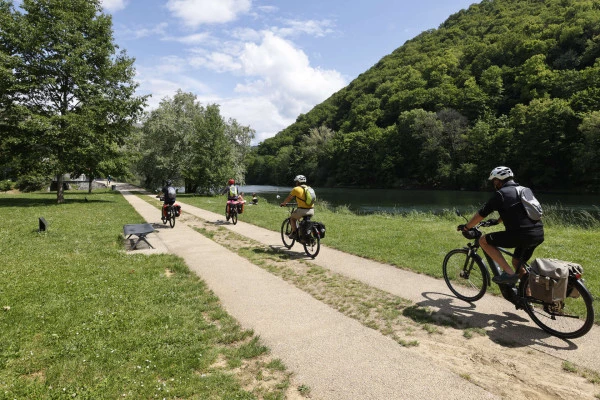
[520,278,594,339]
[443,248,487,302]
[303,230,320,258]
[281,218,295,249]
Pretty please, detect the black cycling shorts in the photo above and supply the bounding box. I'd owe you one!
[485,229,544,262]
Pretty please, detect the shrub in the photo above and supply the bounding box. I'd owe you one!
[0,180,12,192]
[15,174,50,192]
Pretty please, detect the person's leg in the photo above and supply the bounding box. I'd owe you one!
[513,241,542,276]
[290,217,298,234]
[480,235,514,274]
[290,208,311,235]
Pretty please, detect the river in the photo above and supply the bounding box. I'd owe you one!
[238,185,600,215]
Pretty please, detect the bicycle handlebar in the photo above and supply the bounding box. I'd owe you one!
[458,219,498,240]
[281,203,297,207]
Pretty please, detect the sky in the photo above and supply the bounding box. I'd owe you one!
[98,0,480,145]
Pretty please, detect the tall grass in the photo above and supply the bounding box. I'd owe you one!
[0,191,289,399]
[542,204,600,228]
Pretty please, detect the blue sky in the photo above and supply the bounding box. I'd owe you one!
[99,0,480,144]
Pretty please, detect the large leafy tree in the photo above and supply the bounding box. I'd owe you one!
[0,0,146,202]
[137,90,254,193]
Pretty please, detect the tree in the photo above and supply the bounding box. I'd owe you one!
[299,125,334,185]
[573,111,600,190]
[510,98,578,186]
[1,0,146,202]
[137,91,254,193]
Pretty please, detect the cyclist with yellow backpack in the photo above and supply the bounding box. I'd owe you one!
[280,174,315,239]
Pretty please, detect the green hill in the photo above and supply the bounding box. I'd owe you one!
[246,0,600,192]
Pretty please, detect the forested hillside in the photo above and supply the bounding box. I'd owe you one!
[245,0,600,192]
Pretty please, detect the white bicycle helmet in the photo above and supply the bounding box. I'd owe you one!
[488,166,513,180]
[294,175,307,183]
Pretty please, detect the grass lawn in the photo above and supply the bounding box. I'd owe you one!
[0,190,290,399]
[177,193,600,323]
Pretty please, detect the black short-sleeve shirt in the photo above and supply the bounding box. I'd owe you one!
[478,181,543,232]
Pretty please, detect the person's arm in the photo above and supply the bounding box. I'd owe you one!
[464,212,484,230]
[463,194,499,230]
[280,193,295,206]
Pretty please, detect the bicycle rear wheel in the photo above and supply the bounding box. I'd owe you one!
[281,218,295,249]
[442,248,487,302]
[303,230,320,258]
[169,207,175,228]
[520,278,594,339]
[231,210,238,225]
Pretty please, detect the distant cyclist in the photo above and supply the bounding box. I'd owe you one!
[458,166,544,285]
[280,175,314,239]
[223,179,239,216]
[160,179,176,219]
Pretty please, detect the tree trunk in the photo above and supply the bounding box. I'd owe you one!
[88,175,93,194]
[57,174,65,204]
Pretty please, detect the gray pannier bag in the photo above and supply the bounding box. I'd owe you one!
[528,258,575,303]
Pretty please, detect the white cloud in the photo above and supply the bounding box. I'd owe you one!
[189,52,242,73]
[166,0,252,28]
[237,31,346,119]
[129,7,345,144]
[135,59,213,111]
[120,22,168,40]
[167,32,213,45]
[101,0,128,13]
[218,96,293,144]
[230,27,261,42]
[272,19,336,38]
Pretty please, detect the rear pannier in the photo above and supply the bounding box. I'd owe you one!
[528,258,577,303]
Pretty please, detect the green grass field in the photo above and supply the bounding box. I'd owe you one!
[0,190,290,399]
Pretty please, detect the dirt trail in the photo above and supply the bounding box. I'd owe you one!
[117,184,600,399]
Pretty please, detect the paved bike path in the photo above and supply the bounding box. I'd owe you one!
[120,190,498,399]
[168,197,600,374]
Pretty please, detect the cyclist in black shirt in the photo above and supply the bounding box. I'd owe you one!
[160,179,176,220]
[459,166,544,285]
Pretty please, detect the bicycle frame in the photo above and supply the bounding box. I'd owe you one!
[467,236,528,306]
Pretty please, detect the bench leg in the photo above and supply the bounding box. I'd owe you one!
[131,234,154,250]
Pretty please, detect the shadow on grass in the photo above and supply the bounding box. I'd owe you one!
[0,191,117,207]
